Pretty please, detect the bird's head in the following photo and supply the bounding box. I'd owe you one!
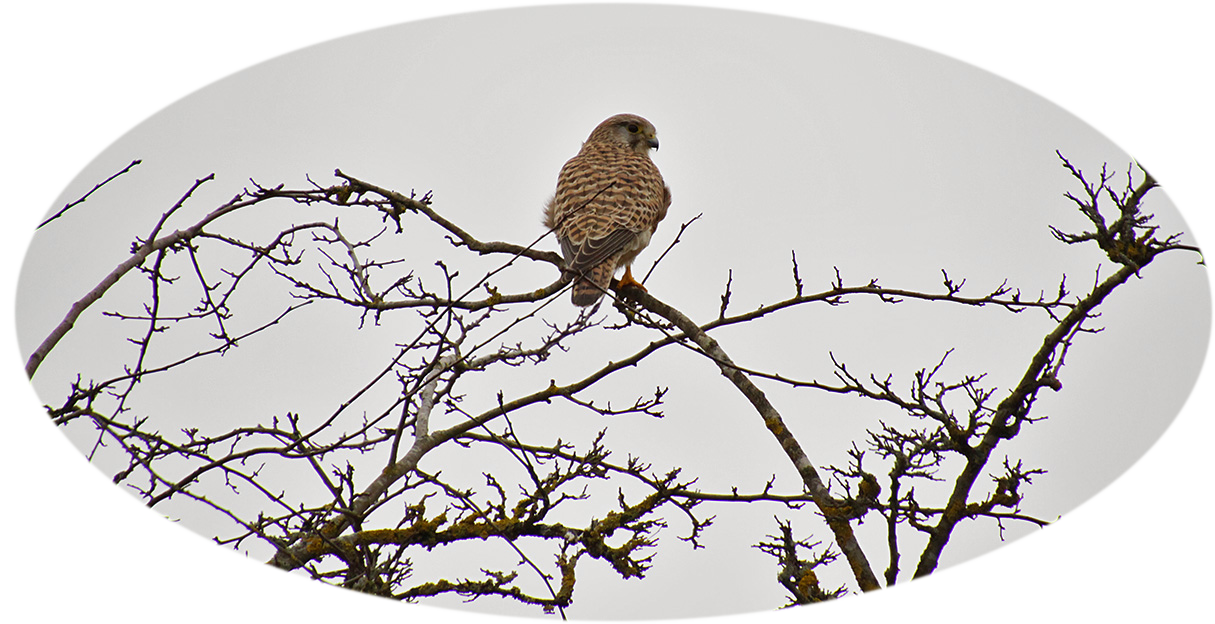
[588,113,660,154]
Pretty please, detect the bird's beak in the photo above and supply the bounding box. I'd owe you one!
[647,137,660,150]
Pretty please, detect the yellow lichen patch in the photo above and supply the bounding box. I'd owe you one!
[818,498,854,520]
[796,568,819,596]
[355,509,450,549]
[1102,237,1155,266]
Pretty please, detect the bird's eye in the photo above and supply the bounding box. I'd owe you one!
[627,123,640,133]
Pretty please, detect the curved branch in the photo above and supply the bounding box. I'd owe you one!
[624,288,883,593]
[913,261,1138,577]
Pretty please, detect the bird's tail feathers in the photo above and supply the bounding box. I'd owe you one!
[570,262,615,306]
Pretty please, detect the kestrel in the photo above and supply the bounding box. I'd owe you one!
[544,114,671,306]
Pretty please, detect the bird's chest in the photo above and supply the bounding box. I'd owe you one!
[556,153,663,223]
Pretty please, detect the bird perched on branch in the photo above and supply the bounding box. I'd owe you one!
[544,114,671,306]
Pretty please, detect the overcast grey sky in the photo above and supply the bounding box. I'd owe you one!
[4,2,1213,623]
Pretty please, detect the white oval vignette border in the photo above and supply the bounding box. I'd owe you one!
[2,2,1211,623]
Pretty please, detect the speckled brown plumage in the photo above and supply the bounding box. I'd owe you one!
[544,114,670,306]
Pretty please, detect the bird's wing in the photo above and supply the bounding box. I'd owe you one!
[565,227,636,274]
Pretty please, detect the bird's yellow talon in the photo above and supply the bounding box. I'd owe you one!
[617,267,647,293]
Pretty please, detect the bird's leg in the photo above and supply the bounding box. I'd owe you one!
[616,265,647,293]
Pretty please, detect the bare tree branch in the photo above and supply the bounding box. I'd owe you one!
[26,154,1201,614]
